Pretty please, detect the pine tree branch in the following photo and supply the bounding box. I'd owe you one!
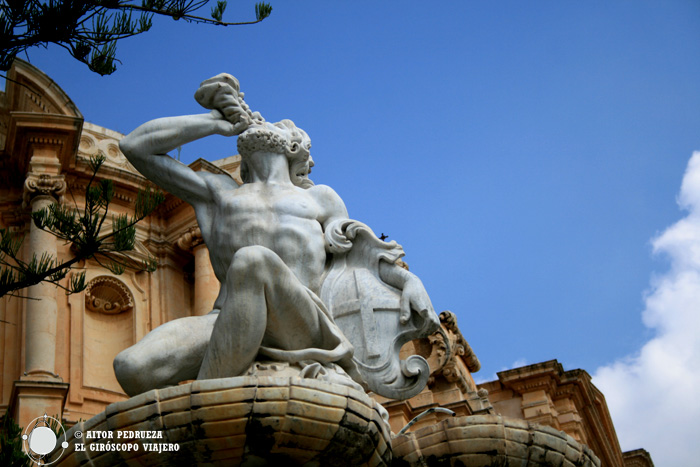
[3,292,38,300]
[0,154,163,298]
[1,0,272,74]
[0,254,83,297]
[118,4,265,26]
[43,276,79,294]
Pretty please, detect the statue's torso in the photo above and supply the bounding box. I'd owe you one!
[200,182,327,293]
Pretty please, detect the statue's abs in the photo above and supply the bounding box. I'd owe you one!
[204,185,327,292]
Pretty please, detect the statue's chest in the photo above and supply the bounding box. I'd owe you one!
[218,189,319,221]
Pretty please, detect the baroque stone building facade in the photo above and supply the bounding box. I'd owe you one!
[1,60,230,430]
[1,61,652,466]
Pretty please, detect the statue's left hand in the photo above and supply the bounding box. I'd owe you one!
[399,277,437,326]
[208,110,246,137]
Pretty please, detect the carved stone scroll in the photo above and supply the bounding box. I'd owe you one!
[176,226,204,251]
[22,173,67,208]
[425,311,481,394]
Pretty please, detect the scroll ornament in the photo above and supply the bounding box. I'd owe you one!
[22,173,67,208]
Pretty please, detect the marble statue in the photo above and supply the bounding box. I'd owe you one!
[114,74,439,400]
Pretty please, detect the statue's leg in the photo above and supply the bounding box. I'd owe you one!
[114,312,218,397]
[198,245,324,379]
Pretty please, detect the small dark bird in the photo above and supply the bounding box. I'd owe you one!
[380,233,388,241]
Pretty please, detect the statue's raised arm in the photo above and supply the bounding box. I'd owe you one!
[119,74,253,203]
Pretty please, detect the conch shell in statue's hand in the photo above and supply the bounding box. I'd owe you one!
[194,73,241,108]
[194,73,264,131]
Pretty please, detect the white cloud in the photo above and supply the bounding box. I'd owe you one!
[593,152,700,466]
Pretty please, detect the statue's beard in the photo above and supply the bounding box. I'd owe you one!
[291,162,314,189]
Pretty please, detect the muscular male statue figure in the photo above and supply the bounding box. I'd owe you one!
[114,75,435,396]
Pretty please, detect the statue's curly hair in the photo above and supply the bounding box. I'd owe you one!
[238,120,314,188]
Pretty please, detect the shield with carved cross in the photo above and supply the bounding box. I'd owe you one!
[321,219,438,400]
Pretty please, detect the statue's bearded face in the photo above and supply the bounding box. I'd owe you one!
[237,120,314,188]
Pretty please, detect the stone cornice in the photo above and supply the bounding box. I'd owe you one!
[497,360,562,394]
[188,157,231,176]
[4,60,83,118]
[622,449,655,467]
[67,179,137,206]
[160,194,187,215]
[488,359,625,466]
[4,112,83,179]
[72,155,152,191]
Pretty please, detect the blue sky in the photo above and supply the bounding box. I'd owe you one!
[13,1,700,463]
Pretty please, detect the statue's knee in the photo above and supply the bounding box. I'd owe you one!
[113,347,146,395]
[113,347,133,377]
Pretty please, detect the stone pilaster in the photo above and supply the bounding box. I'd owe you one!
[2,62,83,430]
[10,173,69,429]
[21,173,66,381]
[177,226,218,315]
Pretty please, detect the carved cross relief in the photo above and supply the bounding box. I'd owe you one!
[332,269,400,361]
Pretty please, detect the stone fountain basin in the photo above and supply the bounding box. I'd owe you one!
[49,376,391,466]
[392,414,600,467]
